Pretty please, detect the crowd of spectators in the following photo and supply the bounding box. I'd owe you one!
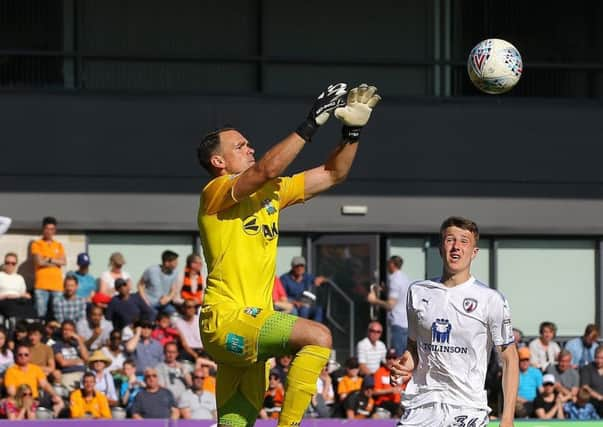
[2,216,603,421]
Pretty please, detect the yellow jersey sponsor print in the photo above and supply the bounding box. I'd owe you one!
[198,173,305,310]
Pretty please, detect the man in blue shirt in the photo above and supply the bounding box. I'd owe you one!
[517,347,543,417]
[280,256,326,322]
[138,250,179,315]
[565,324,600,368]
[67,253,97,301]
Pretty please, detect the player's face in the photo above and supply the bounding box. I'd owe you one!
[214,130,256,175]
[440,226,478,276]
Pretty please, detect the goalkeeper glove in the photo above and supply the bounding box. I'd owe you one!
[334,83,381,142]
[296,83,348,142]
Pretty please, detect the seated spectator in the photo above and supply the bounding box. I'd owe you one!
[88,350,118,406]
[175,254,204,306]
[13,320,29,347]
[101,330,127,373]
[98,252,132,297]
[0,252,33,320]
[546,350,579,400]
[195,359,217,394]
[105,278,155,332]
[152,312,180,346]
[579,345,603,416]
[118,359,144,415]
[357,321,387,376]
[77,304,113,351]
[179,367,217,420]
[155,341,192,402]
[273,354,292,386]
[4,343,64,417]
[513,328,527,348]
[1,384,38,420]
[338,357,363,406]
[0,326,13,374]
[566,324,600,368]
[67,253,97,302]
[344,376,375,419]
[273,276,295,314]
[138,250,180,316]
[52,275,86,323]
[69,371,111,419]
[259,370,285,419]
[309,364,335,418]
[516,347,543,418]
[172,301,204,361]
[27,323,56,377]
[125,320,163,376]
[280,256,326,322]
[372,348,402,418]
[533,373,566,419]
[529,321,561,372]
[53,320,89,391]
[564,386,600,420]
[131,367,179,419]
[44,320,60,346]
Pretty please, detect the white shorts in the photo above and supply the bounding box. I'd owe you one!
[397,402,489,427]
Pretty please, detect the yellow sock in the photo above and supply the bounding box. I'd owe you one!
[278,345,330,427]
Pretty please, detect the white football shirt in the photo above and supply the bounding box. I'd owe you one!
[402,276,514,411]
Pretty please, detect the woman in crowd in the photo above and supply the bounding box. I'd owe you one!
[529,321,561,372]
[88,350,118,406]
[98,252,132,297]
[2,384,38,420]
[0,327,14,374]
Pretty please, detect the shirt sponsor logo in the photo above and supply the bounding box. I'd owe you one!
[463,298,478,313]
[242,215,260,235]
[423,318,469,354]
[225,333,245,355]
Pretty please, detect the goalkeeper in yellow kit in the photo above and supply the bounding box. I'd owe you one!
[197,83,381,427]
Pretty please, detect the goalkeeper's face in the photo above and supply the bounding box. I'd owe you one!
[214,129,256,175]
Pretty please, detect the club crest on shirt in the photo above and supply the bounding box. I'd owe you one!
[243,307,262,318]
[463,298,478,313]
[432,318,452,344]
[261,199,277,215]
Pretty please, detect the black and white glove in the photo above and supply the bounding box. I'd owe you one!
[334,83,381,142]
[296,83,348,142]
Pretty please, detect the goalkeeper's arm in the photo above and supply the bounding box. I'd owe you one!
[303,84,381,200]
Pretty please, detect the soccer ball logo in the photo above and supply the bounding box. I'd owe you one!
[467,38,522,95]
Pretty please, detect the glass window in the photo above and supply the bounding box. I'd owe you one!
[496,239,595,336]
[88,233,195,285]
[276,236,304,277]
[388,238,426,283]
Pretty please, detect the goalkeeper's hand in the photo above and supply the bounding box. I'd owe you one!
[296,83,348,142]
[334,83,381,142]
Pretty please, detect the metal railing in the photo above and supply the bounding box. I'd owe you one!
[324,279,355,359]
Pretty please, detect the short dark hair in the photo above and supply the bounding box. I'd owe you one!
[42,216,57,227]
[162,250,178,264]
[440,216,480,243]
[28,322,45,336]
[61,319,76,330]
[585,324,599,337]
[64,274,78,285]
[197,126,236,174]
[156,312,171,322]
[82,372,96,382]
[388,255,403,269]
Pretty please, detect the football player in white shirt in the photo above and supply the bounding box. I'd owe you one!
[391,216,519,427]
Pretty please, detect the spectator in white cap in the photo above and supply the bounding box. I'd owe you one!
[532,373,566,419]
[279,256,326,322]
[67,253,97,302]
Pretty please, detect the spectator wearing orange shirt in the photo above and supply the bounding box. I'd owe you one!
[260,370,285,419]
[70,372,111,419]
[372,348,402,417]
[337,357,363,404]
[31,217,66,318]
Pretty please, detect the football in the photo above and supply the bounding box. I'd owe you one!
[467,38,523,94]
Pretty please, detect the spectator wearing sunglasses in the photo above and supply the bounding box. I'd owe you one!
[179,368,217,420]
[2,384,38,420]
[0,252,35,320]
[131,367,179,419]
[4,343,64,417]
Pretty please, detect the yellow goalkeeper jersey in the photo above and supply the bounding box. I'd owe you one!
[198,172,305,310]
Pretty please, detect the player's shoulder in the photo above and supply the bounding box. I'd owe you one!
[409,278,442,291]
[470,277,510,305]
